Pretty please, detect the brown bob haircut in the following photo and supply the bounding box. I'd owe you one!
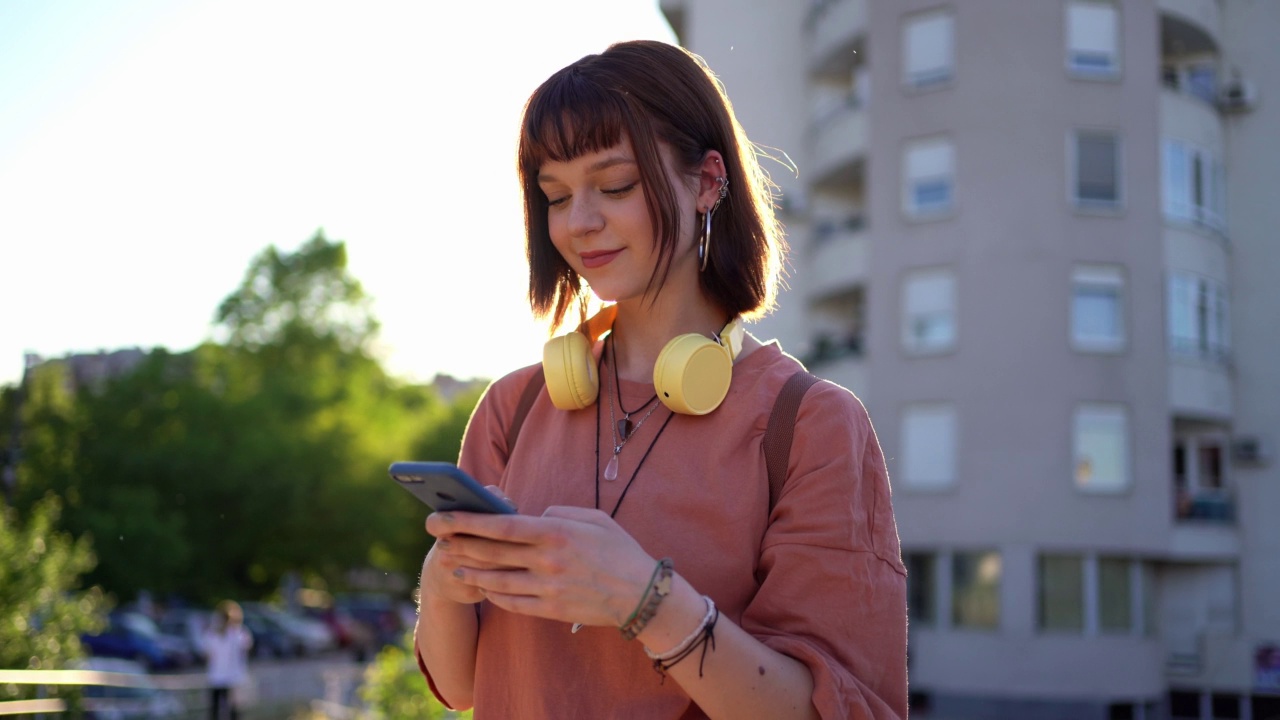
[518,40,787,331]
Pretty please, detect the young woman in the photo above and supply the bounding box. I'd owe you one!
[201,600,252,720]
[414,40,907,719]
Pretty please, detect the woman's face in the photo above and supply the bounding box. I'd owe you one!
[537,139,699,305]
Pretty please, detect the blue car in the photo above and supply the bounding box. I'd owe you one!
[81,612,192,671]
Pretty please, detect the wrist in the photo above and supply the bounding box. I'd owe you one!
[633,575,706,652]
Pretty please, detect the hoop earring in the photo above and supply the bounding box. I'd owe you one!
[698,176,729,273]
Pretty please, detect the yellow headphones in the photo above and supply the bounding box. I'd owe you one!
[542,305,745,416]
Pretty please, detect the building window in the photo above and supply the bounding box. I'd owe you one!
[903,137,955,217]
[1168,272,1230,362]
[1098,556,1133,633]
[1038,554,1084,632]
[1163,139,1227,233]
[1072,265,1125,352]
[1174,431,1233,523]
[1074,404,1130,492]
[902,269,956,354]
[901,404,957,489]
[1066,1,1119,78]
[1073,130,1121,209]
[905,552,936,624]
[952,551,1000,630]
[903,10,954,88]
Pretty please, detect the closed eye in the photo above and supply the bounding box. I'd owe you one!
[603,182,638,197]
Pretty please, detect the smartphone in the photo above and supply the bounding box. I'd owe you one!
[388,461,516,514]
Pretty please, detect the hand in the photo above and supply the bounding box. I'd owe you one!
[418,486,518,606]
[429,506,658,629]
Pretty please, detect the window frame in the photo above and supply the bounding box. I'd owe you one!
[901,403,958,490]
[1070,128,1124,212]
[901,267,958,355]
[1071,264,1126,353]
[903,9,956,90]
[951,550,1002,631]
[903,136,956,219]
[1073,403,1132,494]
[1065,0,1121,80]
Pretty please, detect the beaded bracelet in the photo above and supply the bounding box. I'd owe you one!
[620,557,673,641]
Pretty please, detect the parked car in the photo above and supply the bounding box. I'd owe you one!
[76,657,183,719]
[239,606,299,659]
[81,612,193,671]
[157,608,208,665]
[302,605,376,660]
[245,603,336,656]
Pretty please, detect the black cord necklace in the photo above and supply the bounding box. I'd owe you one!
[609,334,660,441]
[594,343,675,519]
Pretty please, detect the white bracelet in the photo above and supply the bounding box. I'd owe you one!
[643,596,716,661]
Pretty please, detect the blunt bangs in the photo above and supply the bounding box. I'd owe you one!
[519,68,630,175]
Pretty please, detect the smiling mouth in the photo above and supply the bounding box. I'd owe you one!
[580,249,622,269]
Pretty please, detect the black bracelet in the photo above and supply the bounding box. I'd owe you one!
[652,604,719,682]
[620,558,674,641]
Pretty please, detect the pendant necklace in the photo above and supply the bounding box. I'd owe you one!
[604,335,661,481]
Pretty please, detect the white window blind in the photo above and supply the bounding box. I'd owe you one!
[1163,139,1227,232]
[904,138,954,215]
[1067,2,1118,75]
[902,404,957,489]
[1072,265,1124,350]
[904,12,954,87]
[1074,404,1129,492]
[903,270,956,352]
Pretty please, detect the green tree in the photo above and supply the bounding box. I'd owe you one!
[358,631,472,719]
[0,494,109,673]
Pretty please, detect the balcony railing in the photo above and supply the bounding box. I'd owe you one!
[801,333,863,369]
[1174,488,1235,524]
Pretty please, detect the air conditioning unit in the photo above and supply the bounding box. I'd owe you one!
[1218,79,1258,113]
[1231,436,1270,465]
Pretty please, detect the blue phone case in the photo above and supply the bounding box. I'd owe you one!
[388,461,515,514]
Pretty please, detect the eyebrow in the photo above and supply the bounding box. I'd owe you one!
[537,155,636,184]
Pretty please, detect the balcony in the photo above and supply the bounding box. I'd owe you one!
[1169,353,1232,420]
[803,342,867,398]
[807,216,868,298]
[1160,88,1223,157]
[1175,488,1234,524]
[809,97,867,189]
[1159,0,1221,54]
[806,0,867,78]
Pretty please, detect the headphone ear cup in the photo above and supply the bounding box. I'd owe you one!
[542,332,599,410]
[652,333,734,415]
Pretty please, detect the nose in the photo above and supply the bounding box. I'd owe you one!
[565,194,604,237]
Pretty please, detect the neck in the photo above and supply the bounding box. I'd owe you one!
[608,285,728,385]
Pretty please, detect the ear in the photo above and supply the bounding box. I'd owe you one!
[695,150,727,213]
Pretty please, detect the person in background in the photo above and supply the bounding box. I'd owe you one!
[201,600,252,720]
[413,39,907,718]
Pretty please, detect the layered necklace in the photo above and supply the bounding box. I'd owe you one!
[603,334,662,481]
[594,334,675,518]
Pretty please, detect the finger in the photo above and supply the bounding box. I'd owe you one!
[485,485,518,512]
[434,511,559,545]
[541,505,612,525]
[443,534,549,570]
[454,567,544,598]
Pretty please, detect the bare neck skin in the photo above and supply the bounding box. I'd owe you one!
[606,262,761,384]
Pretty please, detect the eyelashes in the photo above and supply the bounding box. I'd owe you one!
[545,182,639,208]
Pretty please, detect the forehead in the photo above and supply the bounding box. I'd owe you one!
[536,142,636,182]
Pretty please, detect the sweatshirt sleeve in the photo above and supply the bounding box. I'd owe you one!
[417,363,543,707]
[740,381,909,720]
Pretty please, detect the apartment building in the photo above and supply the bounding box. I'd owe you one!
[660,1,1279,718]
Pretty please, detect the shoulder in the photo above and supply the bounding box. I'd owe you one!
[472,363,543,418]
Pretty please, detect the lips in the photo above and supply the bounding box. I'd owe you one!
[580,249,622,269]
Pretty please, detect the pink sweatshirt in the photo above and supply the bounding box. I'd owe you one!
[418,342,908,719]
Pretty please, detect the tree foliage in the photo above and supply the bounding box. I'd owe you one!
[358,631,472,719]
[0,494,109,673]
[11,230,484,605]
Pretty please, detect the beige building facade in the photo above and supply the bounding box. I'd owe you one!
[660,1,1279,718]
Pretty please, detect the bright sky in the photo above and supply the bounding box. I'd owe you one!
[0,0,676,387]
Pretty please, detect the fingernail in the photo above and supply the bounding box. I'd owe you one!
[440,512,454,522]
[452,568,464,579]
[436,538,450,548]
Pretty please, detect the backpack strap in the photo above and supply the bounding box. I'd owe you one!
[764,370,822,512]
[505,370,546,457]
